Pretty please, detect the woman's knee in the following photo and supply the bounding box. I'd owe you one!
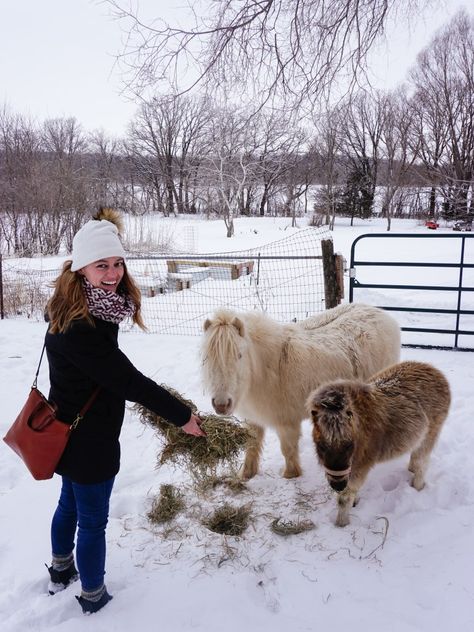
[72,478,114,530]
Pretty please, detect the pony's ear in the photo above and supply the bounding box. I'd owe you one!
[306,391,318,419]
[232,317,245,337]
[203,318,212,331]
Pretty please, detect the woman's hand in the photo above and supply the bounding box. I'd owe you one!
[182,413,206,437]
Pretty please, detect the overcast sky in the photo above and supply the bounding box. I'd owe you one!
[1,0,472,138]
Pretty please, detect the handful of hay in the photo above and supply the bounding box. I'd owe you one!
[134,385,251,475]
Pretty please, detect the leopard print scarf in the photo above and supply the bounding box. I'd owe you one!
[82,277,136,324]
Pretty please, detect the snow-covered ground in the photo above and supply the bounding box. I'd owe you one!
[1,216,473,631]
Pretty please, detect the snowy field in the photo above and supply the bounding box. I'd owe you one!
[1,216,473,631]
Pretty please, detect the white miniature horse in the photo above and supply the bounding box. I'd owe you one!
[201,303,400,479]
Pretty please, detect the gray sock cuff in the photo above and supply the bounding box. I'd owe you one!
[51,553,74,572]
[81,584,106,602]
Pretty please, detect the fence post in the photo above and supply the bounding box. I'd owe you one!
[321,239,341,309]
[335,253,345,301]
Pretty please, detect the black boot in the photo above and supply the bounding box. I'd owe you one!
[46,562,79,595]
[76,587,113,614]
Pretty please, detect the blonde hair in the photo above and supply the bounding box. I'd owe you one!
[47,260,146,333]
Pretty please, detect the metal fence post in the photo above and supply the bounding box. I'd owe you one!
[454,235,466,349]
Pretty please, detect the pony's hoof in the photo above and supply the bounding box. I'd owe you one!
[335,516,350,528]
[283,465,302,479]
[239,464,258,480]
[410,478,425,491]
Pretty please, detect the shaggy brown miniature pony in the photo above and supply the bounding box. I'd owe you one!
[307,361,450,527]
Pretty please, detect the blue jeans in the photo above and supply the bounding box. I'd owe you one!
[51,476,115,592]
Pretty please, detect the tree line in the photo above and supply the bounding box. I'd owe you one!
[1,9,472,253]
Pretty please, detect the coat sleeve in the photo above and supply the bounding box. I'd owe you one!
[55,322,191,427]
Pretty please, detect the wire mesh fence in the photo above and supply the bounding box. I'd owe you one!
[0,226,332,335]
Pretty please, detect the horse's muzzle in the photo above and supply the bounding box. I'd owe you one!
[212,397,232,415]
[328,477,348,492]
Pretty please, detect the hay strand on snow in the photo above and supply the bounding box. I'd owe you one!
[270,518,316,536]
[195,474,248,495]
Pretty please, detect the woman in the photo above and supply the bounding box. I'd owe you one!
[45,208,205,614]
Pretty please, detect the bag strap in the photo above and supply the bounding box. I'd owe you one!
[70,387,102,430]
[34,336,101,430]
[32,343,46,389]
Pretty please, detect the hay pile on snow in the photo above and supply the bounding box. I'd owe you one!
[203,503,252,536]
[147,484,185,525]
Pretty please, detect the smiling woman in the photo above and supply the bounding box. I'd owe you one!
[41,207,205,614]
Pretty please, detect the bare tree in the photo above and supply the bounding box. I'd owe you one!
[339,90,384,224]
[173,95,212,214]
[250,109,307,217]
[408,9,474,221]
[312,105,345,229]
[407,82,449,218]
[127,94,210,215]
[379,89,419,231]
[279,161,312,227]
[88,130,123,208]
[128,97,178,215]
[0,108,41,255]
[106,0,438,110]
[202,106,258,237]
[41,117,89,252]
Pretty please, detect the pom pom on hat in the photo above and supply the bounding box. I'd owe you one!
[70,208,126,272]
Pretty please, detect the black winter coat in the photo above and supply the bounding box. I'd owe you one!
[46,316,192,484]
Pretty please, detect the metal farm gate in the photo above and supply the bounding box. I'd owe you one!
[349,233,474,351]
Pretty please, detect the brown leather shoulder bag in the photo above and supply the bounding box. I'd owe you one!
[3,343,100,480]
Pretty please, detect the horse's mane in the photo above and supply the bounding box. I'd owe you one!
[203,310,243,370]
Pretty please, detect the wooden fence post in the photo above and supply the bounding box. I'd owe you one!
[322,239,344,309]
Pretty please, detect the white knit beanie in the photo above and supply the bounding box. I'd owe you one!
[70,216,126,272]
